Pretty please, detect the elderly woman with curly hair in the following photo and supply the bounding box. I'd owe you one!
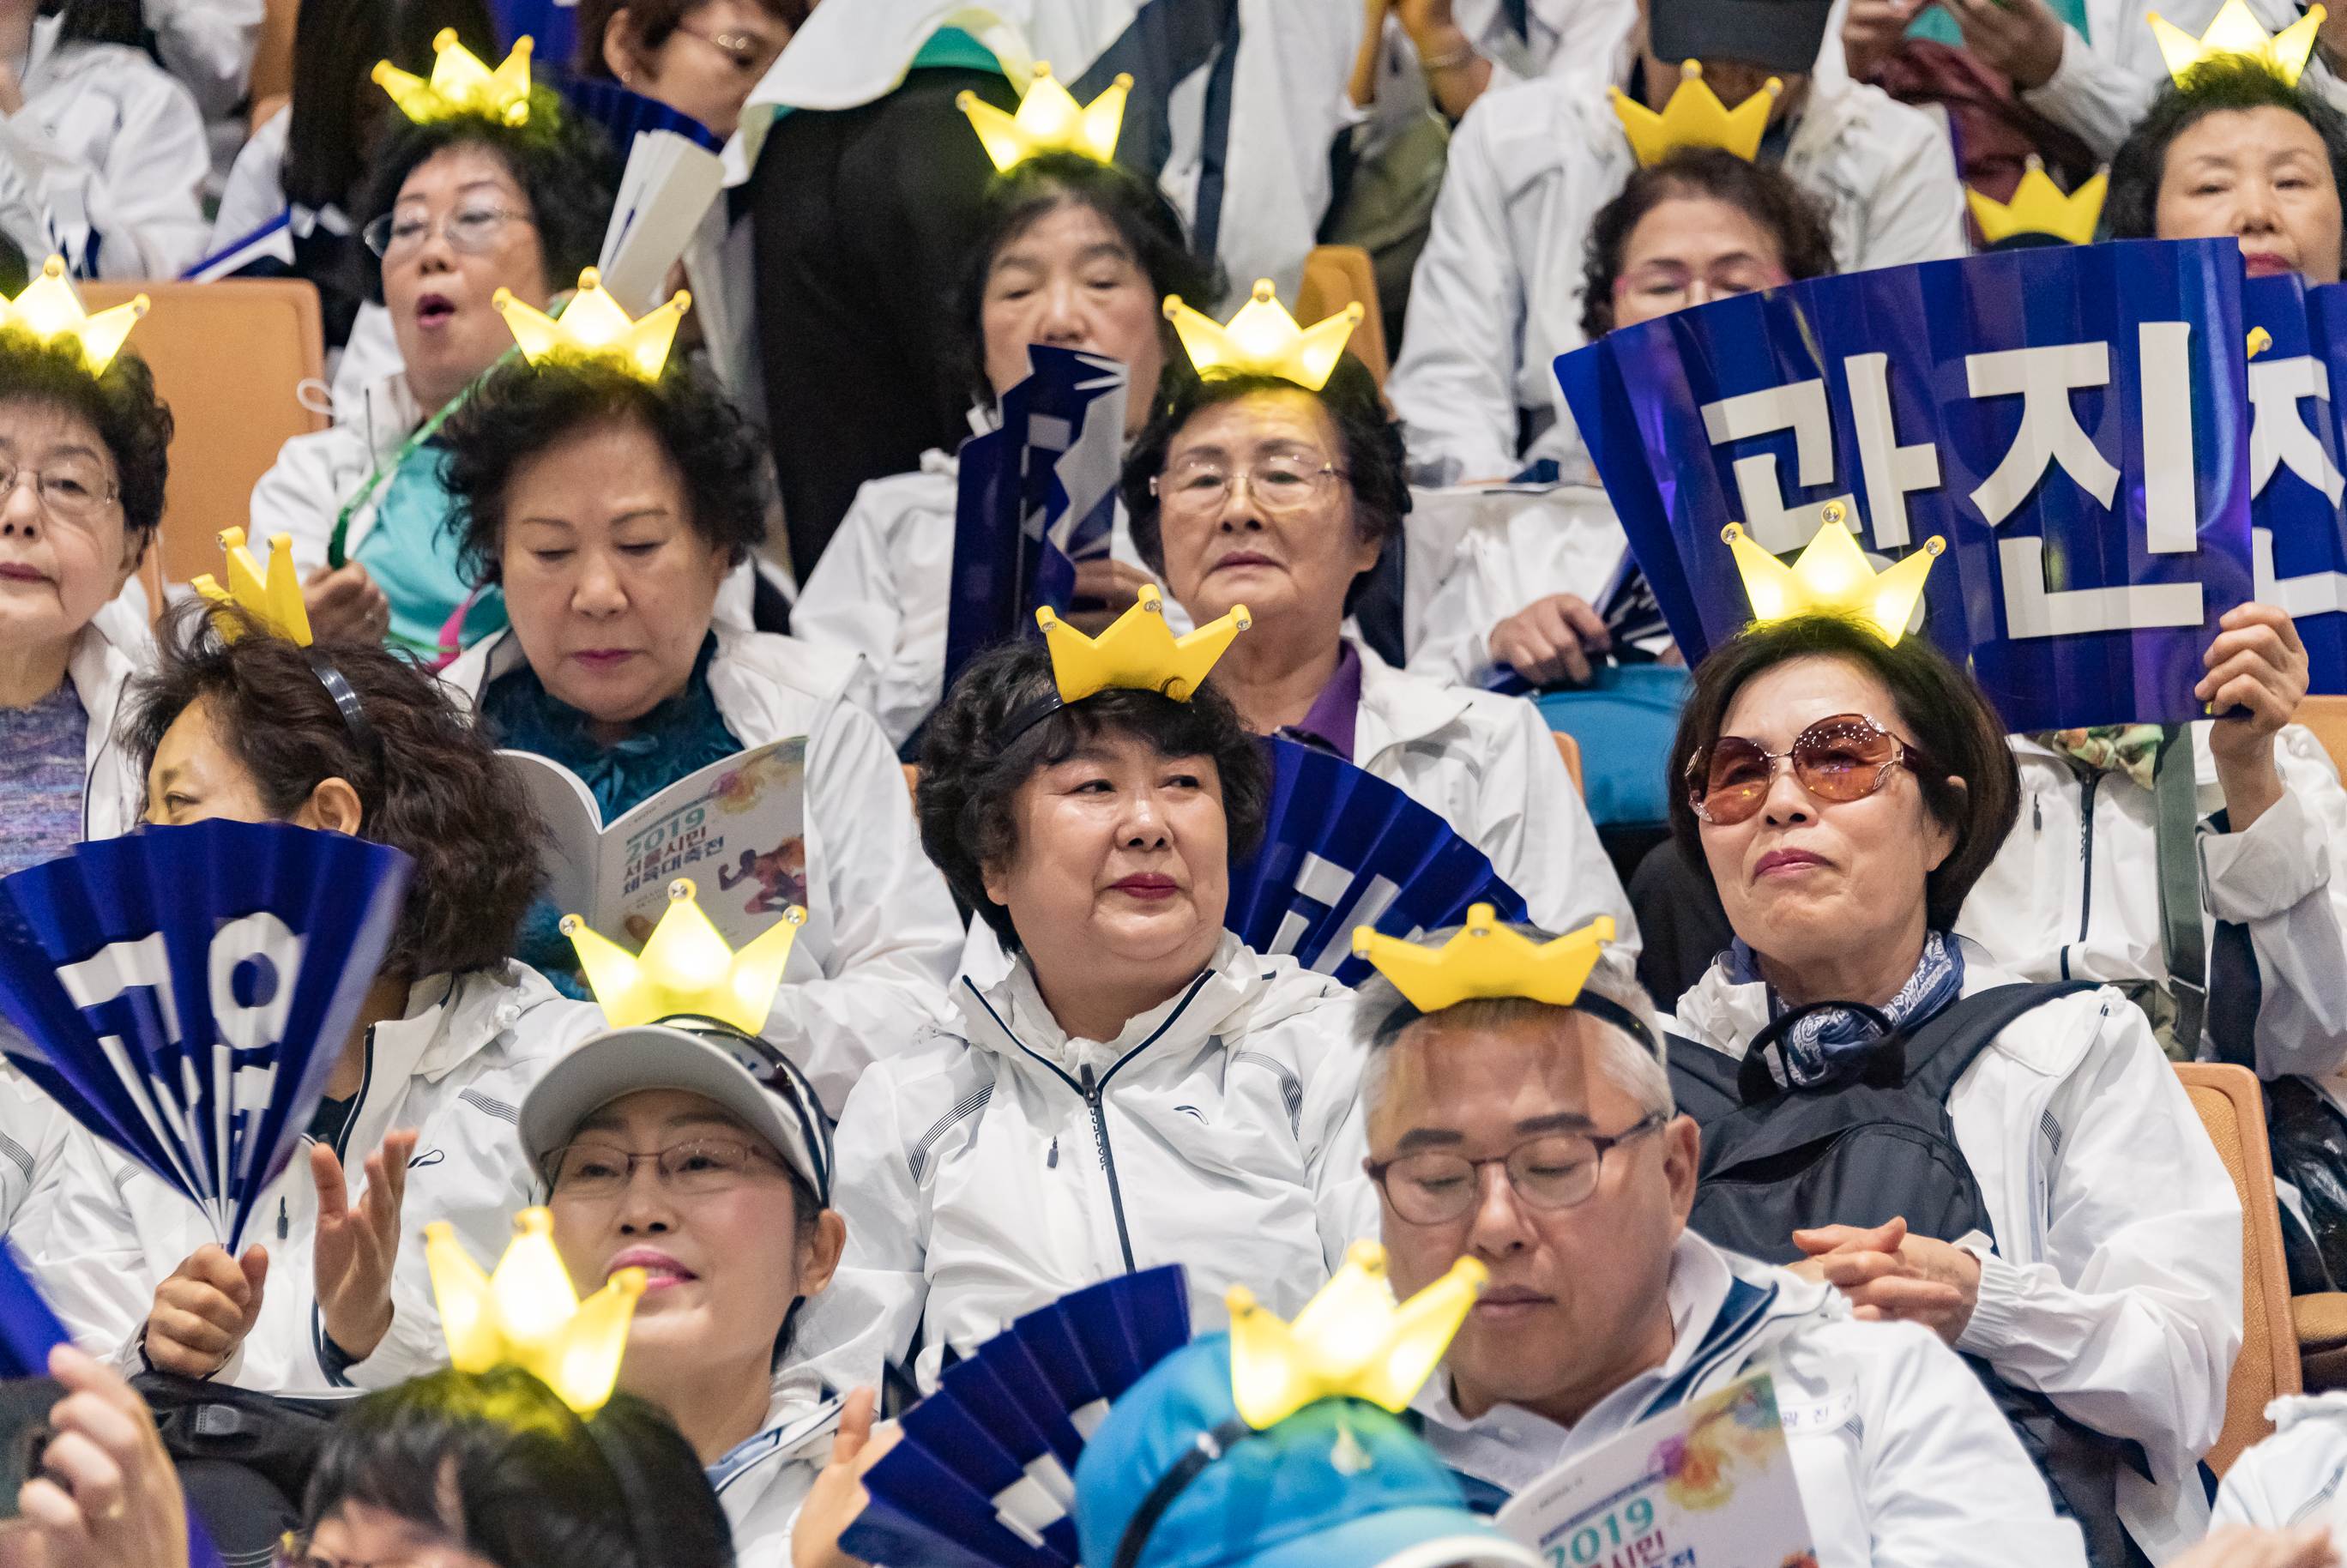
[33,607,609,1402]
[790,638,1371,1398]
[435,353,960,1112]
[249,85,615,653]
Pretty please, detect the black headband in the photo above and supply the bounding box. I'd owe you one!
[1374,988,1659,1058]
[303,646,384,771]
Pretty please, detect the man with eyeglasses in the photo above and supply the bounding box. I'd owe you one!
[1354,931,2088,1567]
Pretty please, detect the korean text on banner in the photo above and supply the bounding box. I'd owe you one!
[2248,273,2347,693]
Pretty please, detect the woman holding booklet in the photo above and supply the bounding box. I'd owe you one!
[435,317,961,1112]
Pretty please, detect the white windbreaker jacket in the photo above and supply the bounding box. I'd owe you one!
[707,1367,843,1566]
[442,625,961,1112]
[1387,46,1965,487]
[32,965,606,1396]
[1417,1231,2087,1565]
[791,449,1180,752]
[0,15,208,280]
[1953,725,2347,1086]
[1674,945,2242,1558]
[1392,484,1632,686]
[0,1065,76,1258]
[2210,1391,2347,1528]
[793,935,1372,1396]
[65,588,149,843]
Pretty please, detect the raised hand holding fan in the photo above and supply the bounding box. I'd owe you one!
[0,821,410,1253]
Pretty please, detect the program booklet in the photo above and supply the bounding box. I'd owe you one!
[1494,1374,1818,1568]
[501,737,807,948]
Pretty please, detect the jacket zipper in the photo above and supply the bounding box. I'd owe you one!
[1079,1064,1137,1274]
[311,1025,379,1386]
[2076,770,2099,944]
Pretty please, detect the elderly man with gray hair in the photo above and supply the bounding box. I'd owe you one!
[1348,912,2086,1567]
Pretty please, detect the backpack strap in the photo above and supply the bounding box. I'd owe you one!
[2153,726,2208,1053]
[1665,1030,1745,1128]
[1896,980,2103,1104]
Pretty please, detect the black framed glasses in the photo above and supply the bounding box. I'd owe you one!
[1367,1113,1667,1226]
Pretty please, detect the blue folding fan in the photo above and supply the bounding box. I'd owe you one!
[0,821,410,1253]
[840,1265,1192,1568]
[1226,738,1528,986]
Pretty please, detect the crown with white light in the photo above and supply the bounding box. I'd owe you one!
[1724,503,1942,646]
[373,28,534,125]
[1035,584,1250,706]
[191,529,312,646]
[0,257,147,372]
[2148,0,2323,85]
[1164,280,1364,392]
[1965,157,2108,246]
[563,878,801,1035]
[958,61,1131,171]
[1227,1242,1486,1430]
[1609,61,1780,166]
[427,1209,644,1414]
[495,268,689,383]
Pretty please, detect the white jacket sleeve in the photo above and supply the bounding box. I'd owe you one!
[2199,727,2347,1081]
[2208,1402,2347,1527]
[0,62,208,279]
[1847,98,1967,270]
[251,425,369,576]
[25,1130,152,1368]
[1953,1002,2241,1485]
[2018,26,2156,161]
[793,486,912,749]
[790,1062,933,1398]
[144,0,263,124]
[1385,98,1529,485]
[766,697,960,1112]
[1475,691,1640,952]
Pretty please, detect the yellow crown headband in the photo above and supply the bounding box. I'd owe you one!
[373,28,534,125]
[0,257,147,372]
[1966,156,2108,247]
[1228,1243,1487,1429]
[958,61,1131,171]
[191,528,311,646]
[2150,0,2323,84]
[563,877,804,1035]
[1164,280,1363,392]
[1355,908,1615,1013]
[495,268,690,383]
[1725,502,1943,646]
[1610,61,1781,167]
[427,1209,644,1414]
[1007,584,1251,739]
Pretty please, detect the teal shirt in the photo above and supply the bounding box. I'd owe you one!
[1906,0,2088,49]
[351,443,508,656]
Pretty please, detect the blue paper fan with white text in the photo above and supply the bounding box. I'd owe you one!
[1227,738,1527,985]
[839,1266,1191,1568]
[0,821,410,1252]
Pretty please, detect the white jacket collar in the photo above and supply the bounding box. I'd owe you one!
[392,964,563,1085]
[357,374,428,467]
[1672,935,2034,1058]
[443,624,856,726]
[958,932,1263,1076]
[1354,641,1472,761]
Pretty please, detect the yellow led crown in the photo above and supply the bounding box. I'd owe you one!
[1609,62,1781,167]
[563,877,802,1035]
[372,28,534,125]
[1035,584,1250,705]
[1966,157,2108,247]
[1164,280,1364,392]
[426,1209,645,1414]
[1228,1242,1487,1430]
[190,528,312,646]
[0,257,147,372]
[1355,908,1615,1013]
[494,268,689,383]
[2148,0,2323,85]
[1725,502,1943,646]
[957,61,1132,171]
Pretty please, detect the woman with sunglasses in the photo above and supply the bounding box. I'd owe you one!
[248,87,613,652]
[1665,612,2241,1562]
[1125,346,1632,939]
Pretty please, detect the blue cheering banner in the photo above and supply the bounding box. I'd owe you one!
[842,1266,1191,1568]
[1558,238,2255,732]
[2247,274,2347,694]
[1226,738,1526,985]
[944,347,1130,695]
[0,822,410,1253]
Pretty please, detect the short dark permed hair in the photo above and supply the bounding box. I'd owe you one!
[1665,614,2020,932]
[299,1366,732,1568]
[918,639,1270,950]
[0,328,172,546]
[2108,56,2347,240]
[126,602,545,980]
[1579,148,1837,341]
[953,151,1218,422]
[438,353,769,586]
[1121,356,1407,614]
[359,101,617,305]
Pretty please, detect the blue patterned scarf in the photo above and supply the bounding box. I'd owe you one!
[1729,930,1967,1089]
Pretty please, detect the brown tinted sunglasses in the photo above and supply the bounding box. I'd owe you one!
[1686,713,1934,826]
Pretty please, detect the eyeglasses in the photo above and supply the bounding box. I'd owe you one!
[1686,712,1933,827]
[1611,256,1790,313]
[363,204,536,260]
[1366,1115,1666,1227]
[0,461,117,522]
[1149,454,1347,521]
[545,1137,781,1199]
[674,21,783,73]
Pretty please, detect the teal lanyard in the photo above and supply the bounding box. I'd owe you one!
[324,347,518,570]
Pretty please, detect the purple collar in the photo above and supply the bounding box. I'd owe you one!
[1280,641,1363,762]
